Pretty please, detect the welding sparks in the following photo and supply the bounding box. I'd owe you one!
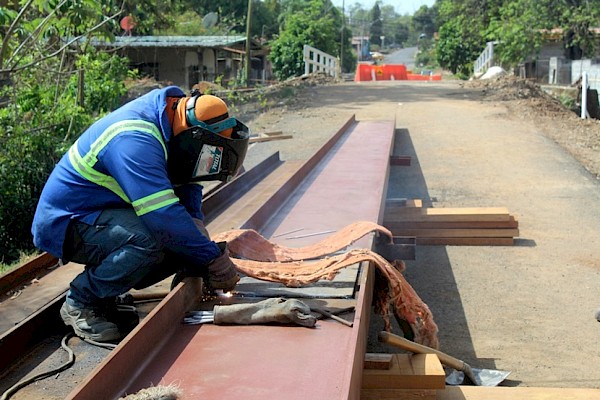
[215,290,233,298]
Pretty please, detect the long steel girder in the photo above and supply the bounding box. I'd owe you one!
[11,114,398,400]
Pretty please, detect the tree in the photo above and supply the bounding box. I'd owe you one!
[369,3,383,47]
[0,0,131,263]
[375,5,405,48]
[270,0,348,79]
[111,0,175,35]
[487,0,547,66]
[412,5,436,39]
[393,20,410,46]
[434,0,500,76]
[434,0,508,75]
[434,0,600,76]
[0,0,119,75]
[436,16,483,76]
[563,6,599,59]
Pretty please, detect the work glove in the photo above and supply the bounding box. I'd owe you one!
[213,297,317,328]
[206,242,240,292]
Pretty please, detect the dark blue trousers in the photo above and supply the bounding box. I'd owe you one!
[63,208,188,307]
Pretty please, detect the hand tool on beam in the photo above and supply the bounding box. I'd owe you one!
[312,307,354,327]
[378,331,511,387]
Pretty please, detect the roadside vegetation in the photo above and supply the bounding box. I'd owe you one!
[0,0,598,268]
[434,0,600,78]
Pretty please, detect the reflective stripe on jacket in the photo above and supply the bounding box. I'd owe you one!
[68,119,178,215]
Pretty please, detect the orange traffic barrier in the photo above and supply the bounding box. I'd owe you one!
[354,64,408,81]
[355,63,442,82]
[407,73,442,81]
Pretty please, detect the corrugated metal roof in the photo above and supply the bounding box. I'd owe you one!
[95,35,246,48]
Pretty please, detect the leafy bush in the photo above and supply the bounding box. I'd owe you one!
[436,18,481,78]
[0,50,130,263]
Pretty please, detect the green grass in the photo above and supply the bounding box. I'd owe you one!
[0,251,40,275]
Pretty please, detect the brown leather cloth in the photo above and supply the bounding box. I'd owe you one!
[212,221,440,349]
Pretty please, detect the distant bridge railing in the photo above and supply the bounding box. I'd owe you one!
[474,41,498,76]
[303,45,339,78]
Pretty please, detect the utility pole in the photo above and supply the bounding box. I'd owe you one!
[340,0,345,73]
[245,0,253,86]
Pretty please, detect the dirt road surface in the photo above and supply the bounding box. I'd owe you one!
[5,77,599,399]
[242,78,600,389]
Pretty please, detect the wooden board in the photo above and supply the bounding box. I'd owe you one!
[361,388,436,400]
[249,134,293,143]
[383,205,519,245]
[362,353,445,390]
[385,217,519,230]
[385,207,512,222]
[364,385,600,400]
[438,386,600,400]
[364,353,393,370]
[389,228,519,238]
[417,237,514,246]
[385,198,423,209]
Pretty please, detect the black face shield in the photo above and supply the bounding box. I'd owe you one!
[167,119,250,184]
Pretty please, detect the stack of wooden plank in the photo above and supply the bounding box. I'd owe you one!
[383,199,519,245]
[362,353,445,400]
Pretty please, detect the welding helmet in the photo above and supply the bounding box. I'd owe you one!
[167,95,250,183]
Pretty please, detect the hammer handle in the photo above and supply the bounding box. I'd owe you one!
[378,331,466,371]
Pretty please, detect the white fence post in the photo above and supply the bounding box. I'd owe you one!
[581,71,588,119]
[303,44,339,78]
[474,41,497,76]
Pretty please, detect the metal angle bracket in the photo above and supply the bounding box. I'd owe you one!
[373,234,416,261]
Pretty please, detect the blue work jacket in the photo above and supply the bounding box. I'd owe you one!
[31,86,221,265]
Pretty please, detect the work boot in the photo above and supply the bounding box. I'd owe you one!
[60,301,121,342]
[104,298,140,336]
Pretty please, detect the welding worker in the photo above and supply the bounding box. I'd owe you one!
[31,87,250,342]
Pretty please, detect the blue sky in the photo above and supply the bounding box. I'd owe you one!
[332,0,435,15]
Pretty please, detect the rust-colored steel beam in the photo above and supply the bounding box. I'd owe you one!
[203,151,284,222]
[0,252,58,296]
[0,295,65,373]
[242,115,356,231]
[67,115,396,400]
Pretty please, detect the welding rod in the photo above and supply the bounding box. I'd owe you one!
[272,228,304,238]
[285,230,336,240]
[313,307,353,327]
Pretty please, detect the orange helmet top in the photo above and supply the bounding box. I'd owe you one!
[185,95,234,138]
[170,94,234,138]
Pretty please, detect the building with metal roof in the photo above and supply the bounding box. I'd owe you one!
[92,35,271,89]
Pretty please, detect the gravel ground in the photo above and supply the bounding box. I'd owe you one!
[239,76,600,389]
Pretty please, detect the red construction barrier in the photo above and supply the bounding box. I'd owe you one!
[407,73,442,81]
[354,63,442,82]
[354,64,408,81]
